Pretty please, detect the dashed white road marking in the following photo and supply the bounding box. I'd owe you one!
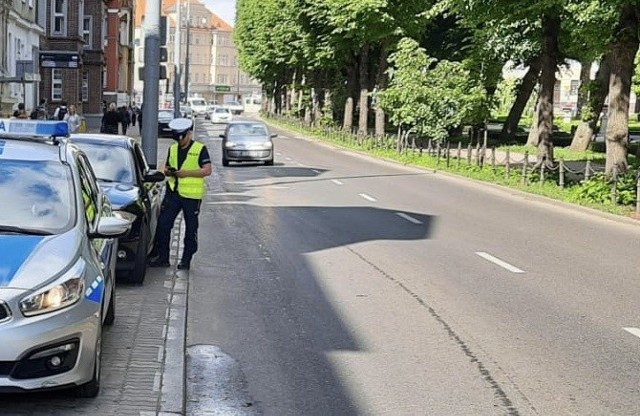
[359,193,377,202]
[312,169,321,174]
[624,328,640,339]
[276,152,283,156]
[285,157,292,161]
[475,252,525,273]
[331,179,344,185]
[396,212,423,224]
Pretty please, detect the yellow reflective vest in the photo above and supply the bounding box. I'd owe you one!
[167,141,206,199]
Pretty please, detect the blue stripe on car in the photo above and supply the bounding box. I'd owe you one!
[0,235,45,286]
[84,276,104,303]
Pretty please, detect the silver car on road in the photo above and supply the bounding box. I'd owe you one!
[0,119,130,397]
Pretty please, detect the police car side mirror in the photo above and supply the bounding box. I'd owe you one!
[144,170,165,183]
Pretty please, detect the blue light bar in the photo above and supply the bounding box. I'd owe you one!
[0,119,69,137]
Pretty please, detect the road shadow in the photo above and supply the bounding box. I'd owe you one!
[190,200,434,415]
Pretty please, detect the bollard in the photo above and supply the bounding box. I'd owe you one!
[491,146,496,174]
[540,162,545,185]
[559,158,565,188]
[446,142,451,168]
[467,143,472,165]
[522,151,529,185]
[457,142,462,168]
[427,139,433,156]
[436,141,441,165]
[505,148,511,179]
[475,142,481,166]
[636,169,640,216]
[611,165,618,205]
[585,159,592,180]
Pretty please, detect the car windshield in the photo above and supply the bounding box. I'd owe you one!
[191,99,206,106]
[215,108,229,113]
[78,143,136,184]
[0,160,74,234]
[228,123,268,137]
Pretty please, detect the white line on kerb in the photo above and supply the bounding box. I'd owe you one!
[331,179,344,185]
[359,193,377,202]
[396,212,423,224]
[475,252,525,273]
[624,328,640,339]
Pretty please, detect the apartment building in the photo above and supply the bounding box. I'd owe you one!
[103,0,135,108]
[133,0,261,107]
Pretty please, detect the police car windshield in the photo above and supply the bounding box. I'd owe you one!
[0,160,74,234]
[78,144,135,184]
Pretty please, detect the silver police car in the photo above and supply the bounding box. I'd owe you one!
[0,119,130,397]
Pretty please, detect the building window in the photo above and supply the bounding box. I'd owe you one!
[52,69,63,101]
[82,72,89,102]
[219,54,228,66]
[217,74,227,84]
[83,16,93,48]
[52,0,67,36]
[28,0,33,8]
[570,80,580,96]
[103,67,107,88]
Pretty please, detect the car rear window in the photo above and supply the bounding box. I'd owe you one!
[228,124,268,136]
[0,160,74,234]
[78,143,136,184]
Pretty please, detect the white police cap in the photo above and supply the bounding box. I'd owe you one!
[168,118,193,134]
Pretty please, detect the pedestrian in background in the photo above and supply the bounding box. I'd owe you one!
[149,118,211,270]
[64,104,81,133]
[101,102,121,134]
[13,103,28,119]
[119,106,131,135]
[53,101,68,120]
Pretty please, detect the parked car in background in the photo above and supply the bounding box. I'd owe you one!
[220,120,276,166]
[209,106,233,124]
[0,119,131,397]
[223,100,244,115]
[187,97,208,118]
[70,134,165,284]
[180,105,193,118]
[158,108,174,138]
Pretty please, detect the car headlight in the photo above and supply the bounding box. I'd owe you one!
[263,141,273,148]
[225,142,237,148]
[20,277,84,317]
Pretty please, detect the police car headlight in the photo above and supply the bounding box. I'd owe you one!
[20,277,84,317]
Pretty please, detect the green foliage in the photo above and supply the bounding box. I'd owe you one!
[377,37,487,140]
[492,76,520,117]
[569,171,638,206]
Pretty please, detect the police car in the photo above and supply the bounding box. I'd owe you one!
[0,119,131,397]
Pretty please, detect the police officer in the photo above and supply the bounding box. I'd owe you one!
[149,118,212,270]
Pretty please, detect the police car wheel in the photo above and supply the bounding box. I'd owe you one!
[75,326,102,398]
[104,285,115,326]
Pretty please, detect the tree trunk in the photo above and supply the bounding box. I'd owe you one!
[375,40,390,137]
[358,45,370,137]
[527,95,541,146]
[574,60,591,120]
[605,4,640,175]
[501,56,542,139]
[570,54,612,151]
[343,62,357,132]
[536,14,561,166]
[324,89,333,121]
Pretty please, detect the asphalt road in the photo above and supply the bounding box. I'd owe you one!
[185,117,640,416]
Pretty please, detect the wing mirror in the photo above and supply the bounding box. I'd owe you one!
[219,134,226,138]
[90,216,131,239]
[144,169,166,183]
[270,133,278,138]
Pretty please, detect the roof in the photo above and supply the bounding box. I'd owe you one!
[0,138,64,162]
[135,0,233,31]
[69,134,134,149]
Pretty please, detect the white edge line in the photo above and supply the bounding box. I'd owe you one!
[331,179,344,185]
[396,212,423,224]
[475,252,525,273]
[624,327,640,339]
[359,193,377,202]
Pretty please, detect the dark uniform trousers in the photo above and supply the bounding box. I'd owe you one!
[154,190,202,265]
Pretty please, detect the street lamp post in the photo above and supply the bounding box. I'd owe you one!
[173,0,181,117]
[183,0,190,103]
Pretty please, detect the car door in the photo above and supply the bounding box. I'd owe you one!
[77,154,114,302]
[133,143,161,248]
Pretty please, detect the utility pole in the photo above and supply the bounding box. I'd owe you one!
[173,0,182,118]
[141,0,161,167]
[183,0,191,103]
